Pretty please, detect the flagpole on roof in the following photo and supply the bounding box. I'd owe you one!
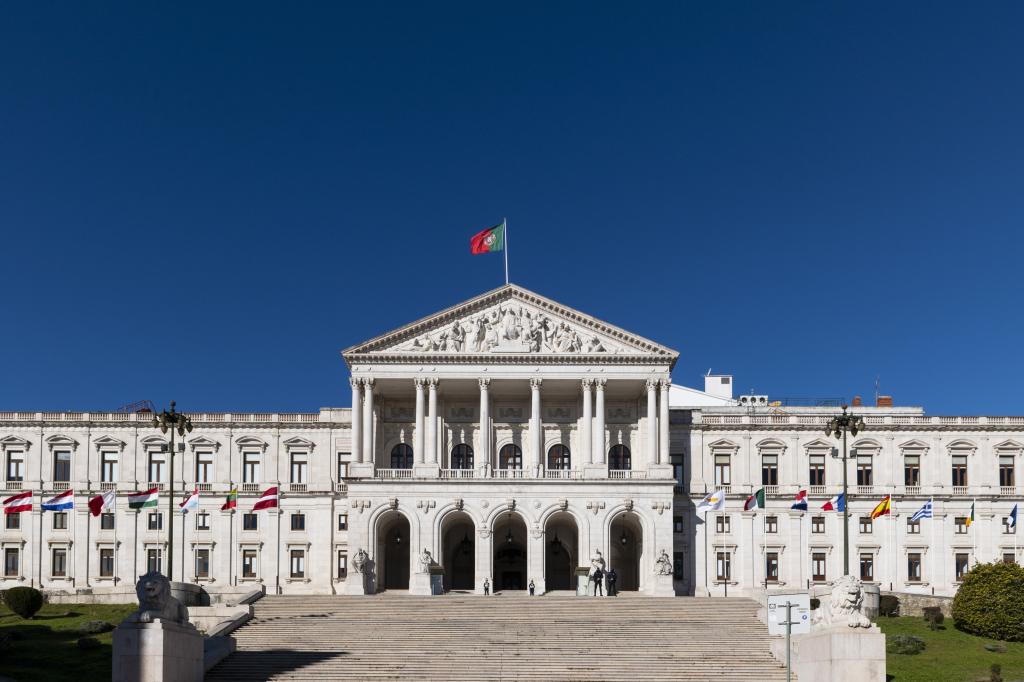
[503,218,509,285]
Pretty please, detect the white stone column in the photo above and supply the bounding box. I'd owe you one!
[594,379,606,465]
[647,379,658,468]
[659,379,671,465]
[530,378,543,476]
[581,379,593,466]
[414,379,426,465]
[478,378,491,469]
[427,379,438,465]
[362,378,374,465]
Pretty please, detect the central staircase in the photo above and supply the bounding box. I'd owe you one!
[207,593,789,681]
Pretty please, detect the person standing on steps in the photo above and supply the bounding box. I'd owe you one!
[484,578,490,596]
[592,567,604,597]
[528,579,536,596]
[607,567,618,596]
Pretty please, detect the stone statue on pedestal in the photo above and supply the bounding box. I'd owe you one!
[418,548,433,574]
[352,548,369,574]
[655,549,673,576]
[589,550,606,577]
[813,574,872,628]
[123,571,190,625]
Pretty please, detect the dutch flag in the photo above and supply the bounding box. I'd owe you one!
[41,489,74,511]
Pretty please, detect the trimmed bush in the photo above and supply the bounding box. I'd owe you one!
[922,605,945,630]
[2,586,44,619]
[76,636,100,650]
[887,634,926,655]
[879,594,900,617]
[952,561,1024,641]
[77,620,115,635]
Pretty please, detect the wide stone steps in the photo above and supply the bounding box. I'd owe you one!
[208,594,789,681]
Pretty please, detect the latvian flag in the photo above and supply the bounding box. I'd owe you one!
[88,490,116,517]
[253,486,279,511]
[791,490,808,511]
[128,488,160,510]
[3,491,32,514]
[42,489,74,511]
[822,493,846,512]
[179,490,199,514]
[744,488,766,511]
[221,488,238,511]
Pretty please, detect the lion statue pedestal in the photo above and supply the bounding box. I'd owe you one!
[112,571,204,682]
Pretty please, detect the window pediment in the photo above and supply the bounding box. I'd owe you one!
[852,439,882,456]
[45,434,79,452]
[235,436,269,453]
[282,436,316,452]
[756,438,787,454]
[188,436,222,453]
[899,439,930,455]
[708,438,739,455]
[947,439,978,456]
[802,438,834,454]
[140,435,168,451]
[0,435,31,452]
[93,435,126,452]
[994,439,1024,455]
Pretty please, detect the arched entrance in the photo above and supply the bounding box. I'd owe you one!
[608,512,643,591]
[440,511,475,591]
[376,511,410,591]
[544,512,579,591]
[492,511,527,592]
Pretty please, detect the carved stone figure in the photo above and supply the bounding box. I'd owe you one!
[585,335,606,353]
[589,550,606,577]
[352,548,369,574]
[812,574,872,628]
[655,549,673,576]
[418,548,433,574]
[123,571,190,625]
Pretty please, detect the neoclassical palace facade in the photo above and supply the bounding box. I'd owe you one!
[1,285,1021,597]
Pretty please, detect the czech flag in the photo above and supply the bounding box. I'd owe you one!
[253,486,279,511]
[822,493,846,512]
[870,495,892,520]
[791,490,808,511]
[42,489,74,511]
[3,491,32,514]
[179,490,199,514]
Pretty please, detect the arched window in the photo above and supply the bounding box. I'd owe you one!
[451,444,474,470]
[609,444,631,471]
[390,444,413,469]
[499,444,522,470]
[547,445,571,470]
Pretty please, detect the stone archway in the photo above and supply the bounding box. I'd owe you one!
[608,512,643,591]
[492,511,527,592]
[440,511,475,591]
[544,512,579,591]
[376,511,411,591]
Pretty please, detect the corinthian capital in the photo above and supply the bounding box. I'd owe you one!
[594,378,607,389]
[478,378,491,390]
[363,377,375,389]
[350,377,361,390]
[646,378,658,391]
[581,378,593,390]
[414,378,426,389]
[530,377,543,390]
[660,378,672,391]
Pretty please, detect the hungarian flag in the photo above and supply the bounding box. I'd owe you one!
[822,493,846,512]
[3,491,32,514]
[88,490,116,517]
[179,490,199,514]
[966,500,975,528]
[221,488,238,511]
[870,495,891,520]
[128,488,159,510]
[791,490,808,511]
[744,488,766,511]
[470,222,505,255]
[253,486,279,511]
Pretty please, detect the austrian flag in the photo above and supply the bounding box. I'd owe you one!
[253,486,279,511]
[3,491,32,514]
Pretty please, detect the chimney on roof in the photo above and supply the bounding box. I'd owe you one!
[876,395,893,407]
[852,396,862,407]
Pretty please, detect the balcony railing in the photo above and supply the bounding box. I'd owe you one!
[496,469,525,479]
[5,480,23,491]
[904,486,922,496]
[544,469,582,480]
[196,483,213,492]
[808,485,827,496]
[764,485,779,496]
[440,469,476,479]
[241,483,261,493]
[288,483,308,493]
[376,468,413,480]
[609,470,647,480]
[952,486,970,496]
[100,481,117,491]
[51,482,70,492]
[335,482,348,495]
[1001,486,1017,496]
[147,483,165,492]
[856,486,874,496]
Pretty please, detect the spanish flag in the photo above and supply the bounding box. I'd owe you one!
[870,495,891,520]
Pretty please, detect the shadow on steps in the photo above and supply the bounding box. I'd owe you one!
[208,648,347,680]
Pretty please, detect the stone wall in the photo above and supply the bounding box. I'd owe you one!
[882,591,953,617]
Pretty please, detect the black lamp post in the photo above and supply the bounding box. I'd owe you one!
[152,401,193,581]
[825,405,866,577]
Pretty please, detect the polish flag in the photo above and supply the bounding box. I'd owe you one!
[3,491,32,514]
[252,487,279,511]
[822,493,846,512]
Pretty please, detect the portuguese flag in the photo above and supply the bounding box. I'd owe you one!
[470,222,505,255]
[221,488,238,511]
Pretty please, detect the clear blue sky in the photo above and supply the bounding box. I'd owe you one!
[2,3,1021,415]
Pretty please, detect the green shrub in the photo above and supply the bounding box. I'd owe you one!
[922,605,945,630]
[77,620,115,635]
[990,662,1003,682]
[2,586,44,619]
[952,561,1024,641]
[879,594,900,617]
[887,634,926,655]
[76,636,100,650]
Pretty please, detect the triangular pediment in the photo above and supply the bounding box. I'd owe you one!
[343,284,678,365]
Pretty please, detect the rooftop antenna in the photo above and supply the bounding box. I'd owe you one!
[706,368,712,376]
[874,375,880,404]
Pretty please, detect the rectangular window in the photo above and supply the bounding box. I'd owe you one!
[765,516,778,534]
[148,512,163,531]
[673,515,684,533]
[147,548,162,574]
[100,513,115,530]
[6,451,24,481]
[195,452,213,484]
[672,455,684,489]
[856,455,873,486]
[100,548,114,577]
[53,512,68,530]
[859,553,874,582]
[337,454,349,481]
[1000,455,1015,487]
[952,455,968,487]
[243,513,258,531]
[5,513,20,530]
[337,551,347,579]
[715,515,730,534]
[761,454,778,486]
[291,513,305,531]
[811,516,825,534]
[907,518,921,535]
[809,454,825,486]
[338,513,348,531]
[714,454,731,486]
[243,452,260,484]
[101,452,118,482]
[955,553,970,581]
[196,512,211,531]
[766,552,779,583]
[290,550,305,578]
[716,551,731,581]
[904,455,920,486]
[955,517,968,534]
[242,549,258,578]
[812,553,827,582]
[290,452,308,484]
[53,451,71,482]
[51,548,67,577]
[1004,553,1017,565]
[195,549,210,578]
[148,452,165,484]
[859,517,873,534]
[5,548,20,577]
[908,553,922,582]
[1004,517,1015,534]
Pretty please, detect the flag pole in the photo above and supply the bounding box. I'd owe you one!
[503,218,509,285]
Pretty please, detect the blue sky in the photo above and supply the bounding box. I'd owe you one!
[1,3,1022,414]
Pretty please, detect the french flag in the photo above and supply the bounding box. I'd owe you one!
[42,489,74,511]
[252,486,279,511]
[3,491,32,514]
[822,493,846,512]
[791,490,808,511]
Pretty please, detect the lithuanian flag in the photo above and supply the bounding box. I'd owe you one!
[966,500,975,528]
[221,488,238,511]
[870,495,891,520]
[470,222,505,254]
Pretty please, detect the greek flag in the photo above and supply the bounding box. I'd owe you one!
[911,498,933,522]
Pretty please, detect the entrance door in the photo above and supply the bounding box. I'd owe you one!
[493,513,527,592]
[379,513,410,590]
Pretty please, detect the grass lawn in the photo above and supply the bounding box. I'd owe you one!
[0,602,135,682]
[879,616,1024,682]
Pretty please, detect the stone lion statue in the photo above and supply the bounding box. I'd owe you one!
[813,574,872,628]
[124,571,190,625]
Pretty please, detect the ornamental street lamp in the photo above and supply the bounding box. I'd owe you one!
[825,405,866,577]
[152,401,193,582]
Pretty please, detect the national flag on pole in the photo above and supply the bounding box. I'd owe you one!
[3,491,32,514]
[870,495,891,520]
[966,500,975,528]
[910,498,933,522]
[822,493,846,512]
[252,486,279,511]
[791,490,808,511]
[1010,503,1018,531]
[179,490,199,514]
[221,488,238,511]
[88,490,116,517]
[744,488,766,511]
[41,489,74,511]
[128,488,160,510]
[696,489,727,514]
[470,222,505,255]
